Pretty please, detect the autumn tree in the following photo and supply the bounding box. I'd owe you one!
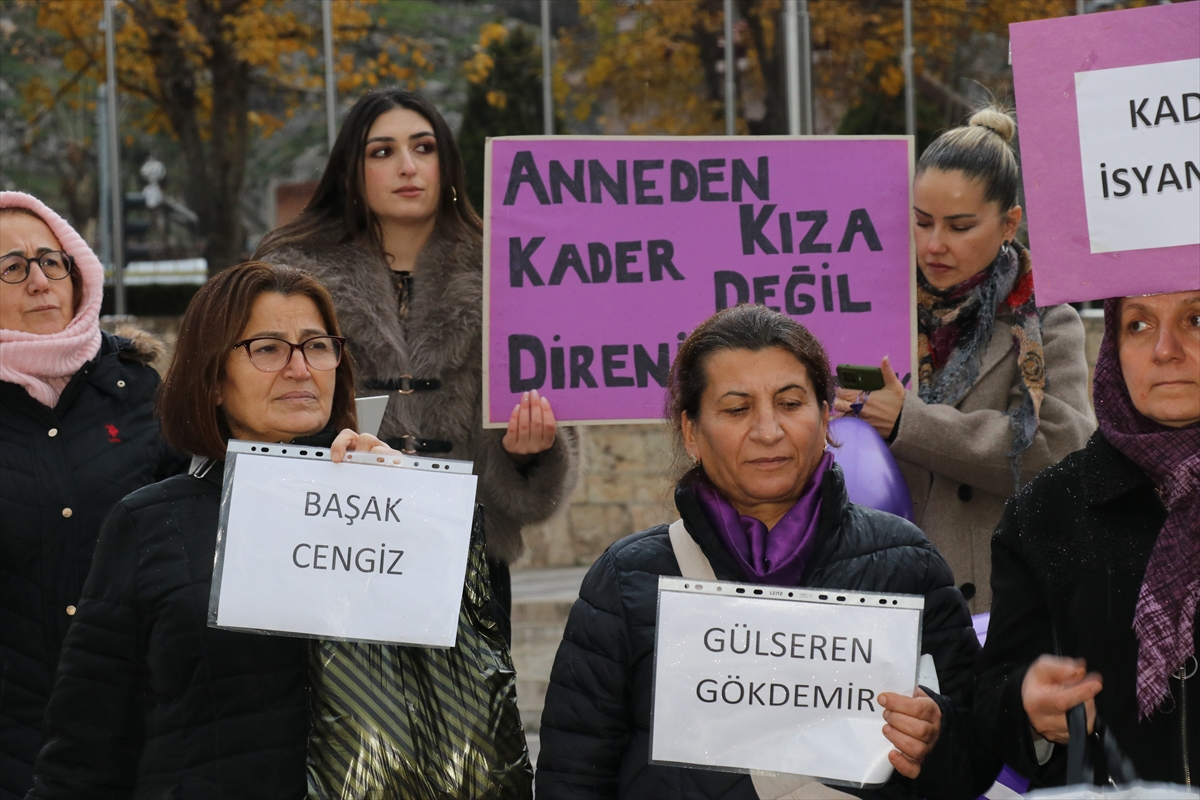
[557,0,729,135]
[555,0,1121,139]
[12,0,431,275]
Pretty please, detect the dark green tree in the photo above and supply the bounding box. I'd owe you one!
[837,76,944,158]
[458,22,562,213]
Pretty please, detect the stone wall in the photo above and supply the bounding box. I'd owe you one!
[514,424,679,568]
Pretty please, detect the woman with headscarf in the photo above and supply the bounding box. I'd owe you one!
[0,192,184,799]
[974,289,1199,787]
[833,106,1095,612]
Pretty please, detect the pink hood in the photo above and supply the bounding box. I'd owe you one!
[0,191,104,406]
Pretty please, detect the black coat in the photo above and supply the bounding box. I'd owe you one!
[0,331,184,800]
[974,431,1199,787]
[28,460,309,799]
[536,466,999,800]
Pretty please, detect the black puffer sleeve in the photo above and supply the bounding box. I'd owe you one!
[909,563,1002,800]
[972,500,1063,784]
[535,550,633,799]
[824,507,1001,799]
[30,503,145,799]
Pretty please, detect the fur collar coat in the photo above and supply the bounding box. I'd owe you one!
[265,229,579,563]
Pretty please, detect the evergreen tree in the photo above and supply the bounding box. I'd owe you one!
[459,23,562,214]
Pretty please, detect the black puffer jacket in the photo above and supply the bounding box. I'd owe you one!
[537,465,999,800]
[974,431,1198,788]
[28,459,309,799]
[0,330,184,800]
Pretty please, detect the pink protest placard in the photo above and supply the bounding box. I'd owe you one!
[483,137,915,426]
[1010,3,1200,306]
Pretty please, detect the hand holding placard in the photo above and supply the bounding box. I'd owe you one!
[650,577,925,787]
[209,440,478,647]
[327,428,394,462]
[879,689,941,779]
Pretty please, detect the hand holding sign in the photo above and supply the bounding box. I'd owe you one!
[651,577,925,786]
[879,688,942,779]
[502,388,558,459]
[210,441,478,646]
[329,429,396,462]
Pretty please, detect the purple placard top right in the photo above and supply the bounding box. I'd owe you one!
[1010,2,1199,306]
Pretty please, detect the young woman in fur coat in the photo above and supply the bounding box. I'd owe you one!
[255,88,580,625]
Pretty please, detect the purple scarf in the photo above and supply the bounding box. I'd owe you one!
[694,452,833,586]
[1094,298,1200,720]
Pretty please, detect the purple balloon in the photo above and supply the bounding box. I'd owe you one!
[829,416,914,521]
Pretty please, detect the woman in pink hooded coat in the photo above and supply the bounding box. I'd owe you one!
[0,192,184,799]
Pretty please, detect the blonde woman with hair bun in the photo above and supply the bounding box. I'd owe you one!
[834,104,1096,613]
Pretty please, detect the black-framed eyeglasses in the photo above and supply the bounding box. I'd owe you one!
[232,335,345,373]
[0,251,75,284]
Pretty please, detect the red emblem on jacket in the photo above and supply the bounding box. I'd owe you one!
[105,423,121,443]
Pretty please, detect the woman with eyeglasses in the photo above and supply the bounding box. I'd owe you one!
[26,262,406,797]
[0,191,186,800]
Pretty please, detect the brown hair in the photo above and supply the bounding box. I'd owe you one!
[0,206,84,313]
[255,88,481,260]
[667,304,834,482]
[917,104,1020,210]
[157,261,357,459]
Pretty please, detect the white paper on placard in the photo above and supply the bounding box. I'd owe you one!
[209,442,477,647]
[1075,59,1200,254]
[650,577,924,788]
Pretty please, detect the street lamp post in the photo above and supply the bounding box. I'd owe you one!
[103,0,125,316]
[724,0,736,136]
[322,0,336,151]
[903,0,915,139]
[541,0,554,136]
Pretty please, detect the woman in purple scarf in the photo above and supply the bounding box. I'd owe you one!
[537,305,999,800]
[975,289,1200,788]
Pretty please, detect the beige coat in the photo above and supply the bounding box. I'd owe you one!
[890,303,1095,613]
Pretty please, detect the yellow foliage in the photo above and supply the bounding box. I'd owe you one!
[479,22,509,50]
[808,0,1078,108]
[560,0,725,135]
[558,0,1087,135]
[879,64,904,98]
[486,89,508,109]
[464,51,495,85]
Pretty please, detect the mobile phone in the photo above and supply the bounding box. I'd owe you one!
[836,364,885,392]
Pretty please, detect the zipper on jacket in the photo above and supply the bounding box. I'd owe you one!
[1179,656,1195,787]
